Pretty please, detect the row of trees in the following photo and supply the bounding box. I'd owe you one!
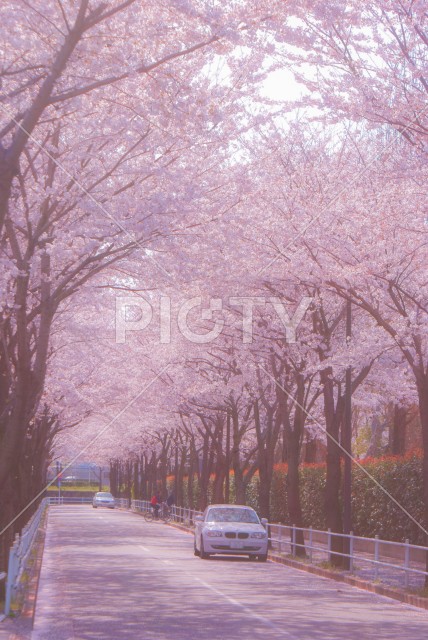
[1,1,428,585]
[0,0,275,580]
[106,128,427,571]
[110,402,418,507]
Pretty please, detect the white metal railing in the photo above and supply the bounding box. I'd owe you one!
[48,496,93,505]
[267,523,428,587]
[3,498,49,616]
[0,572,6,622]
[115,498,130,509]
[131,500,202,523]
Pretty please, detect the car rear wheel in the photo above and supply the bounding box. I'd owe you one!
[93,505,97,508]
[200,538,210,559]
[257,553,268,562]
[194,538,200,556]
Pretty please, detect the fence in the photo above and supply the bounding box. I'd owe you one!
[3,498,49,616]
[266,523,428,589]
[115,498,130,509]
[130,500,202,523]
[48,496,93,505]
[0,572,5,622]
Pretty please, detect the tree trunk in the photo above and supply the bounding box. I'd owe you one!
[286,424,305,557]
[187,453,195,510]
[323,370,344,567]
[391,404,407,455]
[258,477,271,520]
[415,374,428,586]
[253,399,281,521]
[304,435,318,463]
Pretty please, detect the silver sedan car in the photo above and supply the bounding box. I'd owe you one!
[92,491,115,509]
[194,504,268,561]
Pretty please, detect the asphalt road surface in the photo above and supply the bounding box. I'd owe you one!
[31,506,428,640]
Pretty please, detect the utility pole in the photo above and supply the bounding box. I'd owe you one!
[343,299,353,568]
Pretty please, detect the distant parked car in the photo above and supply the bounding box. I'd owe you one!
[63,475,78,484]
[194,504,268,561]
[92,492,115,509]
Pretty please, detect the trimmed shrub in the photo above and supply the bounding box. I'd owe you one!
[169,451,424,544]
[352,452,424,544]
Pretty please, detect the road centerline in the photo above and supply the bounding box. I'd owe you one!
[194,577,297,638]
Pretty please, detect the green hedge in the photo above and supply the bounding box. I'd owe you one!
[266,453,425,545]
[351,454,425,545]
[173,452,425,545]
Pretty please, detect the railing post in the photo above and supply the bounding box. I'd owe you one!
[278,526,282,554]
[404,539,410,588]
[309,527,313,564]
[349,531,354,573]
[292,524,296,557]
[374,535,379,581]
[327,528,331,561]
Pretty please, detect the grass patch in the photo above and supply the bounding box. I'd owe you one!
[46,485,109,493]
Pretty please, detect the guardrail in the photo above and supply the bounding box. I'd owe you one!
[131,500,202,523]
[48,496,93,505]
[3,498,49,616]
[115,498,130,509]
[267,523,428,588]
[0,572,6,622]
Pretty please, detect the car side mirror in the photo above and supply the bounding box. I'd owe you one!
[261,518,268,528]
[194,515,204,523]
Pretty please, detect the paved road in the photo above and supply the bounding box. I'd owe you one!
[31,506,428,640]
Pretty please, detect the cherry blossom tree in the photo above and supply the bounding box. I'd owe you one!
[1,0,286,576]
[267,1,428,148]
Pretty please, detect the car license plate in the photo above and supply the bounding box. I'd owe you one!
[230,540,243,549]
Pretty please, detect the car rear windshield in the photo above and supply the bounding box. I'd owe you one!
[96,493,113,498]
[206,508,260,523]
